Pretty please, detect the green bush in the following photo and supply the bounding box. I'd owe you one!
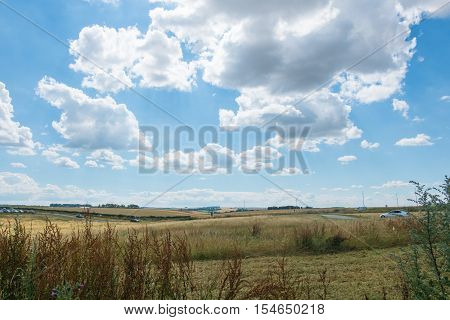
[397,176,449,299]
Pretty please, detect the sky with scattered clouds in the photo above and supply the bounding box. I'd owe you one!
[0,0,449,207]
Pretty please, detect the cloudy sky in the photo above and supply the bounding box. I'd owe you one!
[0,0,449,207]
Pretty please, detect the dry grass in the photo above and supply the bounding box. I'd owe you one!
[0,213,414,260]
[0,213,417,300]
[18,206,207,218]
[211,248,405,299]
[0,214,143,235]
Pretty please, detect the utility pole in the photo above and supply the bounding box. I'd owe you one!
[362,191,365,207]
[396,193,399,207]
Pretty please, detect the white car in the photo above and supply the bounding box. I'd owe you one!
[380,210,409,218]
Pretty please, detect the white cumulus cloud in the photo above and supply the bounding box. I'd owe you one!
[337,155,357,164]
[86,149,126,170]
[0,171,111,203]
[36,76,140,150]
[219,88,362,151]
[69,25,196,93]
[395,133,433,147]
[360,140,380,150]
[52,156,80,169]
[392,98,410,119]
[42,145,80,169]
[238,145,282,173]
[10,162,27,168]
[146,0,445,148]
[0,172,39,195]
[371,180,410,189]
[0,81,37,155]
[84,159,99,168]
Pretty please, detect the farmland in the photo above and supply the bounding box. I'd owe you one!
[0,207,418,299]
[5,204,418,220]
[13,205,208,218]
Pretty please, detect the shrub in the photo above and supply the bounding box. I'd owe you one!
[397,177,449,299]
[250,221,262,238]
[294,223,348,253]
[325,233,347,252]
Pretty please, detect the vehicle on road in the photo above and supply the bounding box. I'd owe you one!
[130,216,140,223]
[380,210,409,218]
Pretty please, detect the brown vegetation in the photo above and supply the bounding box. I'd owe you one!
[0,216,416,300]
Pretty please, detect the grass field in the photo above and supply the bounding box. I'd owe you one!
[196,247,403,299]
[0,208,416,299]
[15,206,208,218]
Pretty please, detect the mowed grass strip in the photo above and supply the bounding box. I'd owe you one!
[195,247,403,299]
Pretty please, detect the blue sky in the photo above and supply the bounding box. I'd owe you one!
[0,0,449,207]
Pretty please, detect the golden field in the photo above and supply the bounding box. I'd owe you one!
[0,208,414,299]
